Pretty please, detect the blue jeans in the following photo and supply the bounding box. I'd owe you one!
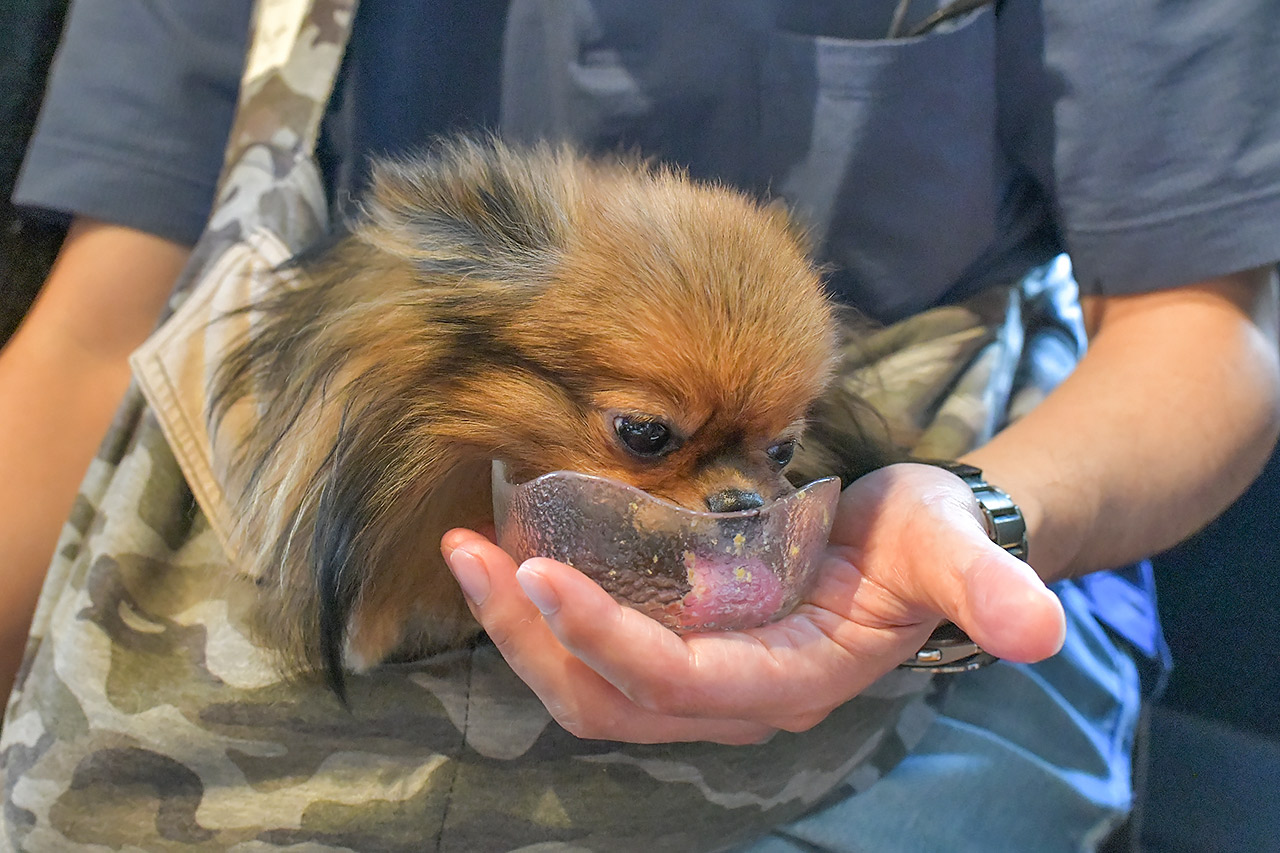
[730,578,1155,853]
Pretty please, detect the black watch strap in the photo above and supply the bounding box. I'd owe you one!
[899,461,1028,673]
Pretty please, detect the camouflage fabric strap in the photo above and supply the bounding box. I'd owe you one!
[223,0,353,170]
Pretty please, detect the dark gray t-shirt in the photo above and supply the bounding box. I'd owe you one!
[14,0,254,247]
[499,0,1280,318]
[15,0,1280,321]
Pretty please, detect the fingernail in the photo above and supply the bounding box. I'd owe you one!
[516,564,560,616]
[447,547,490,606]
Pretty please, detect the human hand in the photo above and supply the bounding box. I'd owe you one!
[441,462,1066,745]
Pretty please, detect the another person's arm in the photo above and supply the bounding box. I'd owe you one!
[0,220,189,700]
[439,267,1280,744]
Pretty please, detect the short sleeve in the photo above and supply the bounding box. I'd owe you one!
[1000,0,1280,295]
[12,0,254,246]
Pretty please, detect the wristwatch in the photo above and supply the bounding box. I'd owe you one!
[899,461,1027,673]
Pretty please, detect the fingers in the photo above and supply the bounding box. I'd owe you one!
[514,553,925,729]
[440,528,776,744]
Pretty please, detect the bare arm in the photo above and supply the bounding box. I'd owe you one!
[967,267,1280,582]
[0,219,189,700]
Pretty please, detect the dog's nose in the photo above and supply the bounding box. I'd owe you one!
[705,488,765,513]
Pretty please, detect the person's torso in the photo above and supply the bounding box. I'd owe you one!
[323,0,1062,322]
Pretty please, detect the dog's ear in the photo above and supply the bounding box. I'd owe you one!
[359,137,575,281]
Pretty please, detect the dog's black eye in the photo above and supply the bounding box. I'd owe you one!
[614,416,675,458]
[766,440,796,468]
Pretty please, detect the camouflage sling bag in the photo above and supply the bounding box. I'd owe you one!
[0,0,1085,849]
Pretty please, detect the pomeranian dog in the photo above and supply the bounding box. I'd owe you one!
[212,138,895,697]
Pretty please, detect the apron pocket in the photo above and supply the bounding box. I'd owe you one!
[760,5,999,320]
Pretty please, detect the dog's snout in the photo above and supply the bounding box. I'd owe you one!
[705,488,765,513]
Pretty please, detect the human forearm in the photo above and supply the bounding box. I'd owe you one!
[0,220,189,700]
[966,267,1280,583]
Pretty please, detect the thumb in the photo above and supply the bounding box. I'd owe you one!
[949,548,1066,663]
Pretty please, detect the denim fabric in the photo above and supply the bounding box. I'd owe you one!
[730,579,1149,853]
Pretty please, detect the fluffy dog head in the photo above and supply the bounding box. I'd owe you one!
[213,138,878,698]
